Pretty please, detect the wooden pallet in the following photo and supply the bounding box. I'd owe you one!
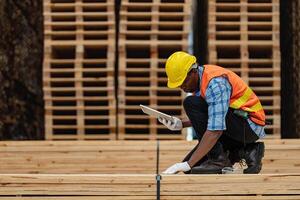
[43,0,116,140]
[117,50,187,140]
[208,0,280,136]
[118,0,193,140]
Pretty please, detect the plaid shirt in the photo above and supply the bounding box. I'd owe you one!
[194,66,265,138]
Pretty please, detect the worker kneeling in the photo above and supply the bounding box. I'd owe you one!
[160,51,265,174]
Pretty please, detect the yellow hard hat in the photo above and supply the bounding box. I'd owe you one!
[165,51,196,88]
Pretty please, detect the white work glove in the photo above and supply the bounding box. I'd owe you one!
[162,162,191,174]
[158,117,183,131]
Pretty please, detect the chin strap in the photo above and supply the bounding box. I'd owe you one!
[196,65,201,92]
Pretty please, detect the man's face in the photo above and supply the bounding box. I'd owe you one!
[180,70,198,93]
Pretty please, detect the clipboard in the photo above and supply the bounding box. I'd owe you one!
[140,104,174,122]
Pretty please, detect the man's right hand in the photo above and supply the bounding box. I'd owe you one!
[162,161,191,174]
[158,117,183,131]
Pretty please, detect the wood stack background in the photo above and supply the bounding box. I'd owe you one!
[43,0,116,140]
[208,0,281,137]
[41,0,282,140]
[117,0,193,140]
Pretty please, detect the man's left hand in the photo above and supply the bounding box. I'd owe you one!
[158,117,183,131]
[162,162,191,174]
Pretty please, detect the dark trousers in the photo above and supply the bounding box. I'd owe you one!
[182,96,259,164]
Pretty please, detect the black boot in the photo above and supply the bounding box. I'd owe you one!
[228,142,265,174]
[190,143,232,174]
[243,142,265,174]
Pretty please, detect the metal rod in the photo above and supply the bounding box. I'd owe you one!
[156,140,161,200]
[156,140,159,174]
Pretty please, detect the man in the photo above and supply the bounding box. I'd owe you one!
[159,51,265,174]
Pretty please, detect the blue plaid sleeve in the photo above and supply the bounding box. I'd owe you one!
[205,77,231,131]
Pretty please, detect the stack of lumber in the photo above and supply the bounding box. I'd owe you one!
[0,140,299,174]
[43,0,116,140]
[0,141,156,174]
[118,0,193,140]
[0,174,299,199]
[0,140,299,198]
[208,0,280,137]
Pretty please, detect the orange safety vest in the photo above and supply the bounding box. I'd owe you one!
[199,65,265,126]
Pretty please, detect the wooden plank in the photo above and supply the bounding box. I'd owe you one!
[0,174,299,198]
[161,174,300,195]
[0,140,300,174]
[0,174,156,196]
[1,139,299,149]
[0,197,155,200]
[2,196,300,200]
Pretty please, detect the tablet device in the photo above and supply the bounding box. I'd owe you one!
[140,104,174,122]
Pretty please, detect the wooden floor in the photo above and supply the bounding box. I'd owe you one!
[0,139,299,199]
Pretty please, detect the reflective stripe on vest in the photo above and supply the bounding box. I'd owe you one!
[230,87,263,112]
[230,87,253,109]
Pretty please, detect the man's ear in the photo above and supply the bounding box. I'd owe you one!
[191,68,198,73]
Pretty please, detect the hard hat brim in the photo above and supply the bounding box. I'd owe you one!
[167,78,185,88]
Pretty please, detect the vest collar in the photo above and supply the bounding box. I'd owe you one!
[195,65,204,96]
